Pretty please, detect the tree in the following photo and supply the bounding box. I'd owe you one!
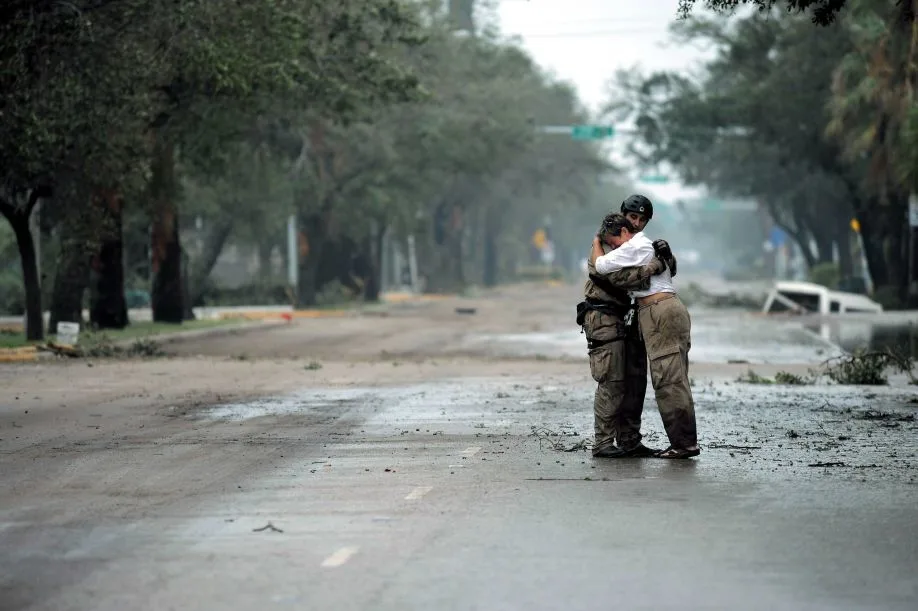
[604,10,879,284]
[828,0,918,302]
[1,1,159,338]
[142,0,426,321]
[677,0,852,24]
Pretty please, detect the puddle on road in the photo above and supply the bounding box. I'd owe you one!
[465,309,845,365]
[804,320,918,358]
[201,380,559,425]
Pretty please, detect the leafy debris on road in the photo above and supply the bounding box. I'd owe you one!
[856,410,915,422]
[822,348,916,386]
[36,336,165,359]
[736,369,815,385]
[253,522,284,533]
[530,426,592,452]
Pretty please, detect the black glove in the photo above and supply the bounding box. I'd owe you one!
[652,239,672,260]
[652,239,677,278]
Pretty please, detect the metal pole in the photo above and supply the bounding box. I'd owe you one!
[286,214,298,291]
[407,234,419,293]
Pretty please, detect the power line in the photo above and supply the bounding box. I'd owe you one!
[500,27,670,38]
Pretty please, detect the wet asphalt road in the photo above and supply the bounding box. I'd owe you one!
[2,301,918,610]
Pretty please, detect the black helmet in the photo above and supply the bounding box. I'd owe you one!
[621,194,653,220]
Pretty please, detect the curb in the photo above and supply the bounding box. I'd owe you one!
[116,319,291,347]
[0,345,40,363]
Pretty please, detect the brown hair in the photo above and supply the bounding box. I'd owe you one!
[599,212,636,238]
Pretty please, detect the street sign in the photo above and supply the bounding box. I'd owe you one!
[571,125,614,140]
[909,195,918,227]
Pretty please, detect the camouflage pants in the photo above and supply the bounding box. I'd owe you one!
[637,294,698,449]
[585,310,648,453]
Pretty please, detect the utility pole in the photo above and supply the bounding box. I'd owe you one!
[286,214,297,291]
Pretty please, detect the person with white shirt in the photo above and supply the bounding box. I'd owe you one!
[590,213,700,459]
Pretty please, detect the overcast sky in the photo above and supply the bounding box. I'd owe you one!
[494,0,715,198]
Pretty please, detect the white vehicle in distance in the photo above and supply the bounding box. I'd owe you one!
[762,281,883,315]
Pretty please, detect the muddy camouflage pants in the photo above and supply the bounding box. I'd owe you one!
[585,310,648,453]
[637,294,698,449]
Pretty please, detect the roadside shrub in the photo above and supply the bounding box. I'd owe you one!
[824,350,889,385]
[808,262,840,290]
[197,282,292,307]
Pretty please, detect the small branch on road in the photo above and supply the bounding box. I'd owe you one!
[253,522,284,533]
[706,443,762,450]
[530,426,592,452]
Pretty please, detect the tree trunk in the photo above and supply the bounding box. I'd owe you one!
[5,211,43,340]
[295,213,326,307]
[182,248,195,321]
[258,241,274,277]
[836,222,854,279]
[150,137,183,323]
[362,226,385,302]
[90,191,128,330]
[859,217,889,287]
[49,240,91,333]
[768,201,815,269]
[483,218,499,287]
[189,218,234,307]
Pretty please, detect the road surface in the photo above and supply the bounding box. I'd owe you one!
[1,282,916,610]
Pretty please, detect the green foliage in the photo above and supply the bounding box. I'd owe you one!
[677,0,851,25]
[774,370,814,385]
[824,349,890,385]
[736,368,816,385]
[0,269,24,316]
[809,262,841,289]
[197,283,292,307]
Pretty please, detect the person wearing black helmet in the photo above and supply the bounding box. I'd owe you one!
[621,194,677,276]
[578,203,672,459]
[591,212,699,459]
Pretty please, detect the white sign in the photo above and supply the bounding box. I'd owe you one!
[56,322,79,346]
[910,195,918,227]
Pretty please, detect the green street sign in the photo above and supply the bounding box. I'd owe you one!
[638,175,669,184]
[571,125,614,140]
[703,198,722,211]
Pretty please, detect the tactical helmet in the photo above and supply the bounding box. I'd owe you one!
[621,194,653,220]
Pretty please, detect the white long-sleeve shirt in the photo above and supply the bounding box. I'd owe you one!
[594,232,675,299]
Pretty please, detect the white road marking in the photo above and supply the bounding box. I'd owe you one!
[321,546,359,568]
[405,486,433,500]
[461,446,481,457]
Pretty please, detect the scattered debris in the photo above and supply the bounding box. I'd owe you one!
[856,410,915,422]
[35,336,165,359]
[707,443,762,450]
[808,461,847,468]
[785,429,800,439]
[736,369,773,384]
[530,426,592,452]
[252,522,284,533]
[455,307,477,315]
[773,371,813,385]
[304,361,323,371]
[736,369,815,385]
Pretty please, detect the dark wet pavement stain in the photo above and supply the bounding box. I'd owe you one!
[200,376,918,487]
